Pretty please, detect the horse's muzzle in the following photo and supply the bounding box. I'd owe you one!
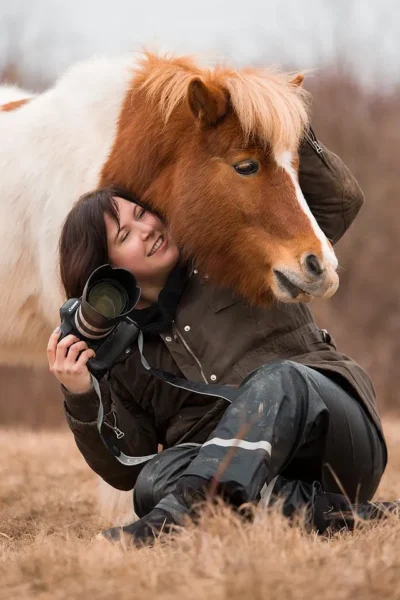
[272,266,339,303]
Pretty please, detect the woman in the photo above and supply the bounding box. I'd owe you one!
[48,130,389,545]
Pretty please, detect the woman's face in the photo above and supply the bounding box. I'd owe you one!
[105,196,179,293]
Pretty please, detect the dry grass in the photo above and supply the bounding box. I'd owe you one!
[1,419,400,600]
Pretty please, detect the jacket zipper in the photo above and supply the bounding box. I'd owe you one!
[305,126,334,171]
[104,411,125,439]
[306,127,324,154]
[172,321,209,384]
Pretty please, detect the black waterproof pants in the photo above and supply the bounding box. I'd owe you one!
[134,361,386,518]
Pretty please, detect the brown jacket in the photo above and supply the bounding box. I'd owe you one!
[62,131,385,491]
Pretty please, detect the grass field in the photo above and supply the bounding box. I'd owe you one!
[1,418,399,600]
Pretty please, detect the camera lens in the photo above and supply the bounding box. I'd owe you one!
[75,264,140,340]
[88,280,128,318]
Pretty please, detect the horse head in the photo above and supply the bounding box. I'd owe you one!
[101,53,338,305]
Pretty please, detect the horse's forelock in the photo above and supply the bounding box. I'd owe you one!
[135,53,309,152]
[225,69,310,152]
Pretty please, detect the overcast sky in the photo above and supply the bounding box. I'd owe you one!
[0,0,399,90]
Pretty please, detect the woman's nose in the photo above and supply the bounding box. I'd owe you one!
[140,226,155,242]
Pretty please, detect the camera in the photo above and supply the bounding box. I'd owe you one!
[59,264,141,379]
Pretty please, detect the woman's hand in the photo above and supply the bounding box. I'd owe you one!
[47,328,95,394]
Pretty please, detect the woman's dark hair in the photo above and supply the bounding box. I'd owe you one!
[59,186,151,299]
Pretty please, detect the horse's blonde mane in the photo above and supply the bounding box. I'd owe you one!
[138,52,310,152]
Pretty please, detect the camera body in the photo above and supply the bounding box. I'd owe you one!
[59,299,139,379]
[59,264,141,379]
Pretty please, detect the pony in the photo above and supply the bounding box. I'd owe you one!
[0,51,338,368]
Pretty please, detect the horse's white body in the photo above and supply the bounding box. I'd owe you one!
[0,59,140,524]
[0,55,135,365]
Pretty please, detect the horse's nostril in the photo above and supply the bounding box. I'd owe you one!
[305,254,324,277]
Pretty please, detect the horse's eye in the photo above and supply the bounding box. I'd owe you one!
[233,160,259,175]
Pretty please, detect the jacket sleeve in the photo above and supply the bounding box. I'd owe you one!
[62,375,158,491]
[298,127,365,244]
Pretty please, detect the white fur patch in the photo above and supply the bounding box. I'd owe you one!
[0,84,34,105]
[277,150,338,270]
[0,54,136,364]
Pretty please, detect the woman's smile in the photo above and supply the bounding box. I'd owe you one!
[148,235,168,257]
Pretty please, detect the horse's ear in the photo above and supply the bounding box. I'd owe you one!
[188,78,228,126]
[290,74,305,87]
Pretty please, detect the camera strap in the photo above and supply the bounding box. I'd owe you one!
[137,331,238,403]
[93,374,159,467]
[93,330,238,467]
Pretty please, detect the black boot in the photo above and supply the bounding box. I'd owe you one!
[269,477,400,534]
[312,493,400,534]
[101,506,180,547]
[101,475,214,546]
